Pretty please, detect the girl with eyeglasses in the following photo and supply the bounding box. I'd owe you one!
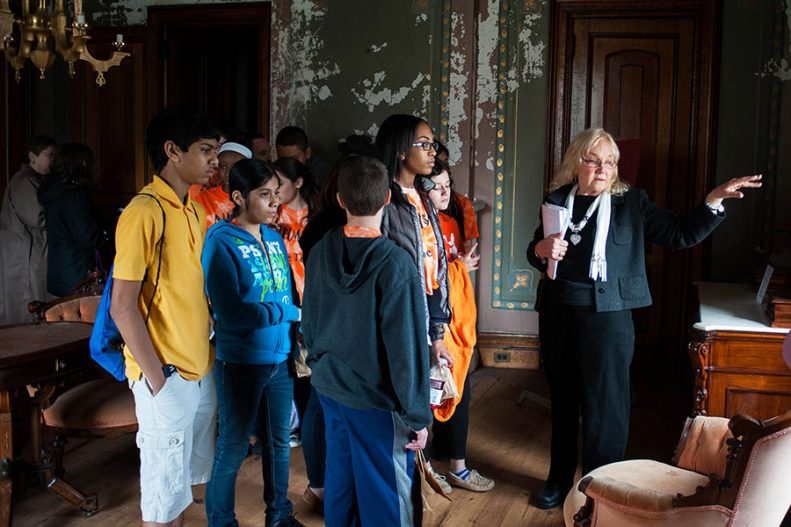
[424,159,495,493]
[376,114,454,492]
[526,127,762,510]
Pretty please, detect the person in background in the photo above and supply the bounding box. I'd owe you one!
[301,155,431,527]
[111,108,219,526]
[252,133,272,162]
[526,127,762,509]
[275,126,330,187]
[0,135,57,324]
[195,141,252,229]
[202,158,304,527]
[188,118,241,200]
[38,143,105,297]
[376,114,453,493]
[273,157,318,302]
[425,159,493,493]
[272,157,322,511]
[435,141,479,252]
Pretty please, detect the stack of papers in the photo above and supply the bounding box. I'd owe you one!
[541,203,570,280]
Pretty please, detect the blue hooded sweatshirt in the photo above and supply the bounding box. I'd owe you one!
[202,220,300,365]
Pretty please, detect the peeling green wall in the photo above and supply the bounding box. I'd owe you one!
[270,0,445,163]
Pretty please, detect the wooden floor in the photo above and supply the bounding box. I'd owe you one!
[12,369,569,526]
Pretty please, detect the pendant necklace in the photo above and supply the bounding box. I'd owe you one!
[568,194,602,246]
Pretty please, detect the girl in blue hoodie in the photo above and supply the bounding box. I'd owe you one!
[202,159,304,527]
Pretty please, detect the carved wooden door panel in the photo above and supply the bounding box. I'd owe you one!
[549,1,720,372]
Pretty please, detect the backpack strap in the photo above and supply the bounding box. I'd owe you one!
[137,192,166,324]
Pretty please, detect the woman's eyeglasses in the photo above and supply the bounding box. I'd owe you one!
[412,141,439,152]
[582,158,618,170]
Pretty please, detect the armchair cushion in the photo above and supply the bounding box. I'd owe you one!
[563,460,730,527]
[42,379,137,432]
[673,416,731,479]
[44,295,100,323]
[581,476,676,513]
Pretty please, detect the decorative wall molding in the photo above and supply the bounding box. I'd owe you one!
[490,0,546,311]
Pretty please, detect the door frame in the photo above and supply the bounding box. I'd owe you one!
[545,0,721,371]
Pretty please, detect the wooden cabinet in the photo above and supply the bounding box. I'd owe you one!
[689,283,791,420]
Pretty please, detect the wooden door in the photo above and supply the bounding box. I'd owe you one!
[548,1,720,373]
[147,4,271,138]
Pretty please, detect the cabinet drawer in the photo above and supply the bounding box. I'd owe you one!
[712,339,789,372]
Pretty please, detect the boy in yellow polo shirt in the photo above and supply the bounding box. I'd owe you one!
[111,108,219,526]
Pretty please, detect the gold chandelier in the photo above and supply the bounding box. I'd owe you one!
[0,0,130,86]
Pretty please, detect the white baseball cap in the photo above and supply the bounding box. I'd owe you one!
[218,142,252,159]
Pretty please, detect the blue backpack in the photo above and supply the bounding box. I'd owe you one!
[89,193,166,380]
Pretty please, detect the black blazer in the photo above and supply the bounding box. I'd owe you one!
[527,184,724,312]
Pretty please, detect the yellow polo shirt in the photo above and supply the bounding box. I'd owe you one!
[114,176,213,381]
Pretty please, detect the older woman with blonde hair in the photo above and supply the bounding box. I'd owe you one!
[526,127,762,509]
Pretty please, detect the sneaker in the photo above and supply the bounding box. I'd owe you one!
[430,468,453,495]
[302,486,323,515]
[289,431,302,448]
[446,468,495,492]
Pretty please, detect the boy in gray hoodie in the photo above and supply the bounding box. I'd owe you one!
[301,156,431,527]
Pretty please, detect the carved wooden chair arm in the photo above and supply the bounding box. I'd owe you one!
[28,300,47,322]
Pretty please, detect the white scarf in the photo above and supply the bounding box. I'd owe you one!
[564,184,611,282]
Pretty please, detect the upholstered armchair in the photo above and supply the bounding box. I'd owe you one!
[564,411,791,527]
[28,292,137,516]
[29,294,101,323]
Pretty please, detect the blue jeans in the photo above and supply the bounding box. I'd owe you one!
[206,360,294,527]
[301,386,326,488]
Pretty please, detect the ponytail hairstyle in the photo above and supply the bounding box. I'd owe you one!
[228,158,280,219]
[431,158,465,238]
[273,157,319,213]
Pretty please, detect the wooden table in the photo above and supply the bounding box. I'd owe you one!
[0,322,93,527]
[689,283,791,420]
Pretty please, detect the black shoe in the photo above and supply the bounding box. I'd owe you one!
[269,514,306,527]
[535,481,571,509]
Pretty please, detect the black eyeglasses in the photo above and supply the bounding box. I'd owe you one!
[411,141,439,152]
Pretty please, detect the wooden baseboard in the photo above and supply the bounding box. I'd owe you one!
[477,332,541,370]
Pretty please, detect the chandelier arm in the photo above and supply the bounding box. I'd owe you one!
[79,45,129,86]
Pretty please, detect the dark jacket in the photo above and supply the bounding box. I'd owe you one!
[527,184,725,312]
[299,206,346,264]
[302,228,432,431]
[38,175,104,297]
[381,179,451,341]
